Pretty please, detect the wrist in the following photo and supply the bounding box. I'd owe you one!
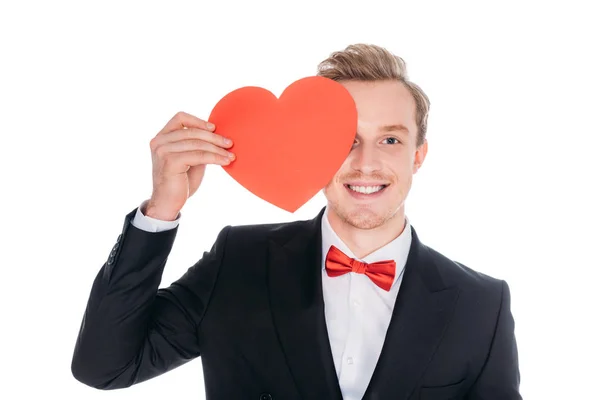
[144,201,179,221]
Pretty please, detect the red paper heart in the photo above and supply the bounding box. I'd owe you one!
[208,76,357,212]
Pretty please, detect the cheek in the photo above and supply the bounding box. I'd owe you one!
[390,154,414,176]
[323,177,338,194]
[331,163,349,184]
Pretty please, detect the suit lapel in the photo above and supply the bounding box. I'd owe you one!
[267,208,343,399]
[362,227,460,400]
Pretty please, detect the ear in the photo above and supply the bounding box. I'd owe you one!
[413,139,428,173]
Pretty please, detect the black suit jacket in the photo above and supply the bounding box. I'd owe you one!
[72,206,521,399]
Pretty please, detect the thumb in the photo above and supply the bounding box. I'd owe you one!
[187,164,207,197]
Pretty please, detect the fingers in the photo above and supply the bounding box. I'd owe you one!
[158,139,235,160]
[151,127,233,151]
[159,111,214,134]
[150,111,236,174]
[163,150,233,174]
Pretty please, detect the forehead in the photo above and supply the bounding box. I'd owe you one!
[340,80,417,136]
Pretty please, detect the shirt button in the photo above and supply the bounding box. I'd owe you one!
[347,357,354,365]
[352,299,360,307]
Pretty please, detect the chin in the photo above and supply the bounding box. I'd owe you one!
[329,197,392,230]
[344,211,388,230]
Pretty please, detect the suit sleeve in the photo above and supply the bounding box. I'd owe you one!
[466,280,522,399]
[71,207,230,390]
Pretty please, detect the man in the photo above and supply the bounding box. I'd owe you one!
[71,44,521,399]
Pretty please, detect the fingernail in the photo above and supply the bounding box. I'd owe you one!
[207,122,215,130]
[228,152,236,159]
[224,138,232,145]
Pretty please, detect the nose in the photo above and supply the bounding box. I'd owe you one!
[349,143,382,174]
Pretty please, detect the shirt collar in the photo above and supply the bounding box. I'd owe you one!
[320,206,413,287]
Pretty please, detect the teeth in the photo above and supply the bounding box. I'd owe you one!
[348,185,385,194]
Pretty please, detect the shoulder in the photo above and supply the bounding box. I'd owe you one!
[418,243,516,339]
[217,216,315,247]
[421,243,509,303]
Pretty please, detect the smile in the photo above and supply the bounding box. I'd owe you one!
[345,184,389,195]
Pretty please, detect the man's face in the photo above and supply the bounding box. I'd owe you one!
[323,79,428,230]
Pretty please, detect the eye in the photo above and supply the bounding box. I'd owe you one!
[383,137,401,145]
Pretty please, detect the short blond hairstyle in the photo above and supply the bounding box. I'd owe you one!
[317,44,430,147]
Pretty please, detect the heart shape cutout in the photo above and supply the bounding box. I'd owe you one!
[208,76,357,212]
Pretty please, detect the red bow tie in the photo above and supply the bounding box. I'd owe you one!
[325,245,396,291]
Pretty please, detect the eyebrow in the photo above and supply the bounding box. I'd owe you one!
[379,124,410,134]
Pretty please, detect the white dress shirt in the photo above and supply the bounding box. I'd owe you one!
[320,207,412,399]
[130,200,412,399]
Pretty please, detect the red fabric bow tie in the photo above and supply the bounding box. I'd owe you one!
[325,245,396,291]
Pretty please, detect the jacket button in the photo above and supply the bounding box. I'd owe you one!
[259,393,272,400]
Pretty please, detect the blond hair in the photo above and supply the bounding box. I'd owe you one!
[317,44,430,147]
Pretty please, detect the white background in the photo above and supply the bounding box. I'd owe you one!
[1,0,598,398]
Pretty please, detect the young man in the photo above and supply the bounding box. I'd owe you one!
[72,44,521,399]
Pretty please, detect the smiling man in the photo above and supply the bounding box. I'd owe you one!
[72,44,522,400]
[322,77,425,256]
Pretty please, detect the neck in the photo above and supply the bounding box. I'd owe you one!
[326,207,407,259]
